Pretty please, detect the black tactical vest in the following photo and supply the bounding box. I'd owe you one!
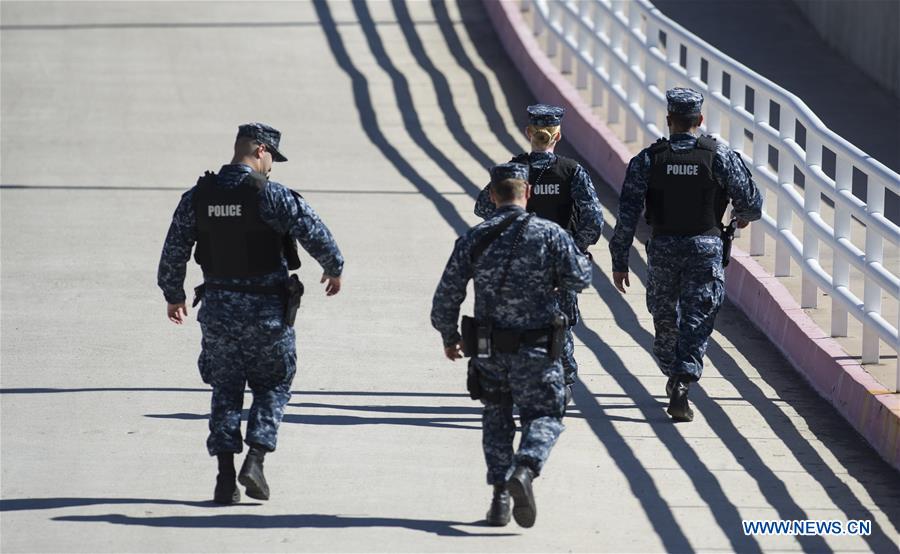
[645,136,728,237]
[193,171,300,278]
[512,153,578,230]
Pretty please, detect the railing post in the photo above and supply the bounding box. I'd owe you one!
[608,54,622,124]
[686,50,701,85]
[592,0,606,39]
[831,159,852,337]
[592,74,605,107]
[862,177,885,364]
[561,8,574,74]
[707,65,723,138]
[773,137,792,277]
[578,0,590,20]
[625,77,639,142]
[896,310,899,392]
[728,78,746,153]
[801,170,820,307]
[547,1,560,58]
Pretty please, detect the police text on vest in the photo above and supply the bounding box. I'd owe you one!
[208,205,242,217]
[533,183,560,195]
[666,164,699,176]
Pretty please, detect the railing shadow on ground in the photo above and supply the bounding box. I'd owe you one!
[311,0,469,236]
[287,402,612,422]
[0,498,261,511]
[391,0,496,175]
[454,0,532,142]
[0,388,470,397]
[430,0,523,157]
[51,513,513,537]
[350,0,481,200]
[145,410,481,431]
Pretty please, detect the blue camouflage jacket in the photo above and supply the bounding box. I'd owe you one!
[609,133,763,272]
[474,152,604,252]
[431,205,592,346]
[157,164,344,310]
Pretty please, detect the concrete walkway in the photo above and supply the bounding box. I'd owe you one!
[1,1,898,552]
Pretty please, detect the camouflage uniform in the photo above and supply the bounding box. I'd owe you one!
[158,162,343,455]
[609,89,762,381]
[474,105,603,386]
[432,185,592,484]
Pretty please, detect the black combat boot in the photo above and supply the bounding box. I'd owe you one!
[506,465,537,528]
[665,375,677,398]
[485,484,511,526]
[238,446,270,500]
[213,453,240,505]
[667,378,694,422]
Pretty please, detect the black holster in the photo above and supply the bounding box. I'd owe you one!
[284,274,304,326]
[550,313,568,359]
[721,220,737,268]
[192,284,206,308]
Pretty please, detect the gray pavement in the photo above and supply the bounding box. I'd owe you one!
[1,1,898,552]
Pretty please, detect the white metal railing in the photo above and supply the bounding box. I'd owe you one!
[520,0,900,390]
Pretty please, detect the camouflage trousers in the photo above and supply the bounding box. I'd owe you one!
[559,289,579,385]
[646,235,725,381]
[474,347,566,485]
[198,317,296,456]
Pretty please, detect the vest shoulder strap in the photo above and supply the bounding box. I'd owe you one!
[470,213,519,264]
[554,155,578,175]
[240,170,269,191]
[696,135,717,152]
[648,138,669,155]
[197,170,217,188]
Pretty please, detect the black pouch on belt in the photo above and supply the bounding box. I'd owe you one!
[466,360,482,400]
[284,274,304,326]
[461,315,478,357]
[550,313,568,359]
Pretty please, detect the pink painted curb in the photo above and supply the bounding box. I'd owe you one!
[483,0,899,471]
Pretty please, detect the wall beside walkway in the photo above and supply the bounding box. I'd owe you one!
[792,0,900,98]
[481,0,900,471]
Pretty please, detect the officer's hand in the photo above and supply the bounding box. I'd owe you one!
[321,273,341,296]
[612,271,630,294]
[167,303,188,324]
[444,342,463,361]
[735,218,750,229]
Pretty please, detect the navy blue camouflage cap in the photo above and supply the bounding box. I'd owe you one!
[490,162,529,184]
[527,104,565,126]
[237,122,288,162]
[666,87,704,115]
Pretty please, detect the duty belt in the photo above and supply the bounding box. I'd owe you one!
[650,226,721,239]
[491,327,553,354]
[192,282,286,307]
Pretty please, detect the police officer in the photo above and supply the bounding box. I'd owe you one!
[158,123,344,504]
[609,88,762,422]
[474,104,603,403]
[433,163,592,527]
